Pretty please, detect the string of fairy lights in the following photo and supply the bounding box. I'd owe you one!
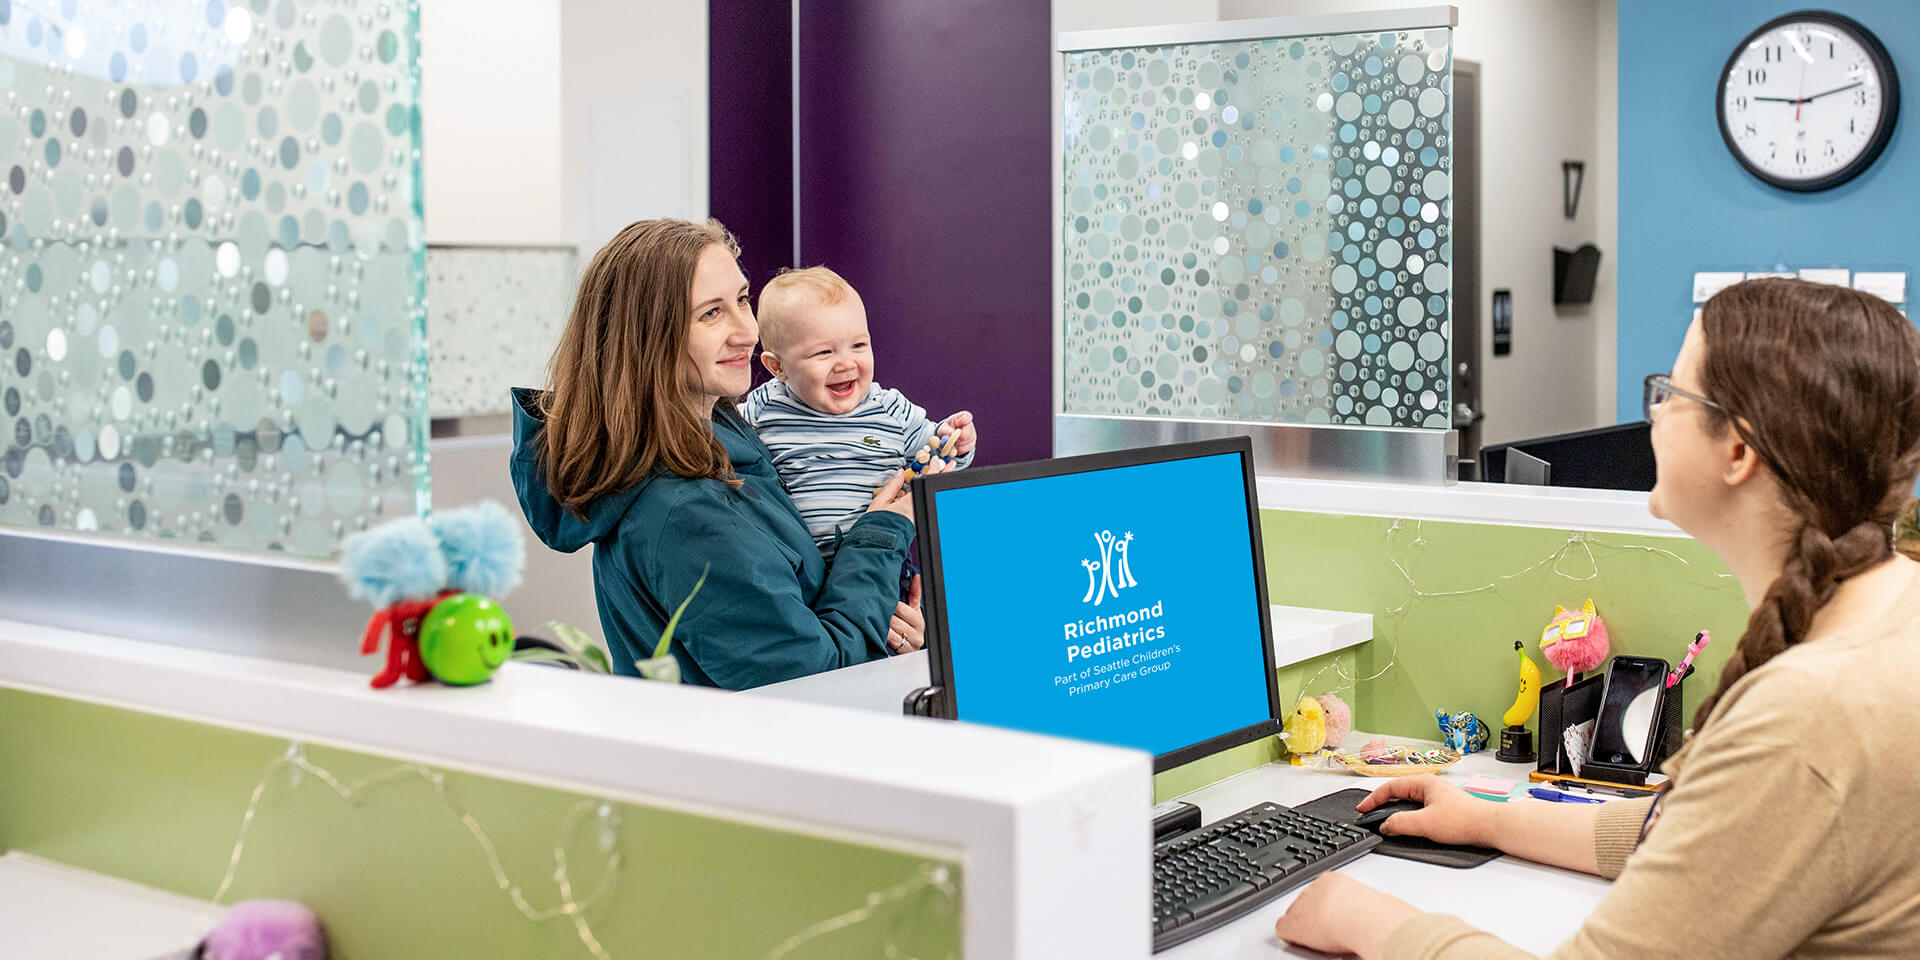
[208,742,956,960]
[1289,518,1736,705]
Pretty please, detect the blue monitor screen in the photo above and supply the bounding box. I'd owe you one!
[928,451,1274,758]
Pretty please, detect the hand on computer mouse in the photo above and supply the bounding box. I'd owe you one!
[1354,798,1424,834]
[1355,774,1495,846]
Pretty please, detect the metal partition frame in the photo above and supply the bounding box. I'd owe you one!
[1052,6,1462,485]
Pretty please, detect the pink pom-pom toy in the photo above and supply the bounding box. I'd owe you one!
[201,900,329,960]
[1316,693,1352,749]
[1540,599,1610,687]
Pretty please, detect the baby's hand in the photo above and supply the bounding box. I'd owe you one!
[936,411,977,455]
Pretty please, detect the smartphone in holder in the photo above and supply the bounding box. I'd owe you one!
[1584,656,1670,781]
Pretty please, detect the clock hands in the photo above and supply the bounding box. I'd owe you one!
[1750,81,1863,106]
[1803,80,1864,102]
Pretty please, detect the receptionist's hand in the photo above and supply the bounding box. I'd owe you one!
[1356,774,1493,847]
[889,576,925,653]
[1272,873,1421,960]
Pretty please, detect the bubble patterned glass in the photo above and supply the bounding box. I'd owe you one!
[0,0,428,557]
[425,246,576,419]
[1063,28,1453,428]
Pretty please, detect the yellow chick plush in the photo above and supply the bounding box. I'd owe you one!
[1283,695,1327,754]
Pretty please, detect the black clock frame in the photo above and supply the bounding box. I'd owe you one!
[1715,10,1900,192]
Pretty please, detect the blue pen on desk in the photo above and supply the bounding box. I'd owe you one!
[1529,787,1604,804]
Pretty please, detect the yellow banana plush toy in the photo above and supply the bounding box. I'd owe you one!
[1503,640,1541,727]
[1496,640,1542,763]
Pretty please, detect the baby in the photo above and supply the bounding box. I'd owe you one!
[739,266,977,560]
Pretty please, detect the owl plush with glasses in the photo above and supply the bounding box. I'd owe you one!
[1540,599,1611,688]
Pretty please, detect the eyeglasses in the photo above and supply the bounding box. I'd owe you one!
[1643,374,1723,423]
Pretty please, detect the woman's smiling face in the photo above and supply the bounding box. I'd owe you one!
[684,243,758,409]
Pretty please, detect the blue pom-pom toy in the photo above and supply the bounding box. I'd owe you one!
[430,501,526,598]
[339,517,447,608]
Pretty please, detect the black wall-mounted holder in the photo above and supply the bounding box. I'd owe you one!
[1553,244,1602,305]
[1491,289,1512,356]
[1562,160,1585,219]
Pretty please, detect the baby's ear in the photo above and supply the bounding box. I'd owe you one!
[760,350,784,379]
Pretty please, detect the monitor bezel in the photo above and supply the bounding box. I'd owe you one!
[911,436,1284,773]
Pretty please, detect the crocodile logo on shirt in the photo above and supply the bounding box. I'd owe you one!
[862,436,883,448]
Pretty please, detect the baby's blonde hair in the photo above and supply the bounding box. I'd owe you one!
[757,265,859,354]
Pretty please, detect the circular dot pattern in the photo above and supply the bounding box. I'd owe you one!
[1063,29,1453,427]
[0,0,426,555]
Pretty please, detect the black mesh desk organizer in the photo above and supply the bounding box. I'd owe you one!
[1536,663,1687,785]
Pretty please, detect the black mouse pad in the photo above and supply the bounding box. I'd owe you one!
[1293,788,1502,869]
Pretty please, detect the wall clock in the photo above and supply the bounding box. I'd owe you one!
[1717,11,1900,192]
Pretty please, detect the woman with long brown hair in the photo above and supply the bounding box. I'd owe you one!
[510,219,933,689]
[1274,277,1920,958]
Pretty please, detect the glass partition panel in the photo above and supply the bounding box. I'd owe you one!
[425,245,575,419]
[0,0,427,557]
[1063,27,1453,428]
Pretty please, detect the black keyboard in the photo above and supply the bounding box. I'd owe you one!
[1151,801,1381,951]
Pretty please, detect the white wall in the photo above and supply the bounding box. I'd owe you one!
[561,0,709,257]
[1593,0,1618,425]
[417,0,710,252]
[1055,0,1218,32]
[418,0,566,245]
[1217,0,1618,445]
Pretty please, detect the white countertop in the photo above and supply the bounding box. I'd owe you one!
[0,617,1154,958]
[0,853,219,959]
[1160,737,1610,958]
[1255,475,1679,536]
[745,603,1373,714]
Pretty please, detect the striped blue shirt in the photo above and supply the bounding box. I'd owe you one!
[740,380,973,557]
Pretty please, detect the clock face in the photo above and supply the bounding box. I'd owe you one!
[1717,12,1900,191]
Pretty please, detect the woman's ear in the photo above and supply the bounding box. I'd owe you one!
[760,351,785,380]
[1724,417,1765,485]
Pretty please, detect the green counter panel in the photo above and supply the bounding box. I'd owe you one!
[1157,508,1746,799]
[0,688,961,960]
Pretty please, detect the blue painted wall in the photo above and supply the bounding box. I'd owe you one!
[1617,0,1919,422]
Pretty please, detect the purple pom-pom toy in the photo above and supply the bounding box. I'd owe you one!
[200,900,328,960]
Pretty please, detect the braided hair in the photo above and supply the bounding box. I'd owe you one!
[1691,278,1920,729]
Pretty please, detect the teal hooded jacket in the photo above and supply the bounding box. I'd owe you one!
[508,388,913,689]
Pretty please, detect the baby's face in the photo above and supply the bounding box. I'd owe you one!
[768,294,875,415]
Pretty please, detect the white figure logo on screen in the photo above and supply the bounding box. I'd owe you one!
[1081,530,1138,605]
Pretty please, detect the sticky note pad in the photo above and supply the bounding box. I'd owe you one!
[1462,775,1523,801]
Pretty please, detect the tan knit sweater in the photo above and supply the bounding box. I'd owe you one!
[1387,576,1920,960]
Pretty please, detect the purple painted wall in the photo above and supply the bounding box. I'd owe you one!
[708,0,793,290]
[795,0,1053,465]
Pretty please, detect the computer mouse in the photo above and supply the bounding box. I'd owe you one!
[1354,798,1424,834]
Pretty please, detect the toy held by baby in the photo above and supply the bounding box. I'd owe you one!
[906,431,963,477]
[1540,599,1611,687]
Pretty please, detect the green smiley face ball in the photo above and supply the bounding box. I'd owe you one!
[418,594,515,686]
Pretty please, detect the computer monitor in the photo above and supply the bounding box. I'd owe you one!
[1479,421,1655,492]
[911,437,1282,772]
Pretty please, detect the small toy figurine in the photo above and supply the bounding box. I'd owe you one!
[341,517,449,689]
[197,900,328,960]
[1540,599,1611,687]
[1283,695,1328,754]
[1497,640,1543,763]
[340,502,527,689]
[1316,692,1353,749]
[417,593,516,686]
[1436,708,1490,754]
